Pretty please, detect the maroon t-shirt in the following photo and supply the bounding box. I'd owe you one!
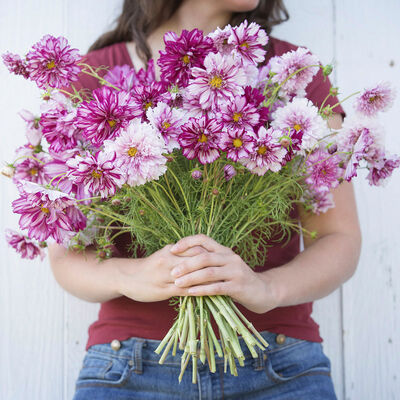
[73,38,345,351]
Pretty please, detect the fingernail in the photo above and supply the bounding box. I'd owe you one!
[171,268,180,277]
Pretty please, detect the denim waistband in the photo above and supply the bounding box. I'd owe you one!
[88,330,307,374]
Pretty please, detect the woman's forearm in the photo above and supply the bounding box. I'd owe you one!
[261,231,361,308]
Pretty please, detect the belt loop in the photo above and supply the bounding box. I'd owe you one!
[130,338,146,374]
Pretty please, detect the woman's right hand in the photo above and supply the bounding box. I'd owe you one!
[115,244,206,302]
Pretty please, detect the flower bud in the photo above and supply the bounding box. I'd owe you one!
[139,209,145,216]
[327,144,338,154]
[280,138,291,148]
[39,241,47,248]
[223,165,236,181]
[322,64,333,77]
[0,165,15,178]
[329,87,339,97]
[191,170,202,180]
[166,155,174,162]
[111,198,121,206]
[212,188,219,196]
[123,196,132,202]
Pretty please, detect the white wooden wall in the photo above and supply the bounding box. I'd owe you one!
[0,1,399,399]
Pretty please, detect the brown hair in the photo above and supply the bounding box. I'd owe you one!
[89,0,289,63]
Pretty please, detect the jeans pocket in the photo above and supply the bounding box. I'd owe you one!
[75,350,132,388]
[265,340,331,383]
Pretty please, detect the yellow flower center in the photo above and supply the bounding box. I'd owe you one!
[240,42,249,48]
[198,133,208,143]
[182,55,190,64]
[233,138,243,148]
[209,75,223,89]
[162,121,171,129]
[127,147,138,157]
[144,101,153,110]
[293,124,302,132]
[41,207,50,214]
[107,119,116,128]
[46,60,56,69]
[29,167,38,176]
[91,169,103,179]
[232,112,242,122]
[368,95,380,103]
[257,145,267,155]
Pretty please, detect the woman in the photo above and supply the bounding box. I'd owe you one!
[49,0,362,398]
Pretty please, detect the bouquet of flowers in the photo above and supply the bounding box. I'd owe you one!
[2,21,398,383]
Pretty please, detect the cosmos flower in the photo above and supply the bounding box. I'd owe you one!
[158,29,214,87]
[268,47,320,98]
[25,35,81,89]
[2,52,30,78]
[19,109,42,146]
[366,152,400,186]
[228,20,268,65]
[306,190,335,215]
[13,152,51,185]
[223,164,236,181]
[187,52,246,109]
[130,82,165,121]
[218,96,260,131]
[240,127,287,175]
[207,25,235,55]
[271,97,328,152]
[103,119,167,187]
[178,115,222,164]
[67,151,125,198]
[219,128,255,161]
[12,181,86,245]
[5,229,45,260]
[354,82,395,117]
[75,86,134,147]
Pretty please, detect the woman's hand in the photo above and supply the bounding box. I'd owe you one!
[169,234,280,314]
[116,244,207,303]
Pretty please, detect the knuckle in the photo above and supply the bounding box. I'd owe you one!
[205,267,216,279]
[199,252,211,265]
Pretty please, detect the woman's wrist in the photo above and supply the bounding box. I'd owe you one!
[258,267,286,311]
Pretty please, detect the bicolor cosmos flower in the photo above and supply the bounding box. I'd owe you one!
[12,181,86,245]
[219,96,260,131]
[158,29,214,87]
[223,164,237,181]
[75,86,134,147]
[271,97,328,152]
[207,25,235,55]
[146,102,185,152]
[67,151,125,198]
[228,20,268,65]
[25,35,81,89]
[103,119,167,187]
[354,82,395,117]
[178,115,222,164]
[219,128,255,161]
[240,127,287,175]
[130,82,165,121]
[13,152,51,185]
[5,229,45,260]
[268,47,320,98]
[2,52,30,78]
[305,149,340,192]
[187,52,246,109]
[366,152,400,186]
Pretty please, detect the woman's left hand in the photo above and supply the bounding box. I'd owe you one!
[169,234,280,314]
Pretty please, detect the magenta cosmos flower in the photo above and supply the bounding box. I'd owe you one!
[240,127,287,175]
[218,96,260,131]
[2,52,30,78]
[354,82,396,117]
[75,86,134,147]
[5,229,45,260]
[268,47,320,98]
[12,182,86,245]
[158,29,214,87]
[178,115,223,164]
[13,152,51,185]
[67,151,125,198]
[130,82,165,121]
[103,119,167,187]
[228,20,269,65]
[187,52,247,109]
[219,128,255,161]
[25,35,81,89]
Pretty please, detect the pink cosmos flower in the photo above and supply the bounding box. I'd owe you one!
[13,152,51,185]
[228,20,268,65]
[146,102,185,152]
[271,97,328,152]
[12,182,86,245]
[268,47,320,98]
[354,82,395,117]
[219,96,260,131]
[366,152,400,186]
[2,52,30,78]
[207,25,235,55]
[306,190,335,215]
[67,151,125,198]
[158,29,214,87]
[5,229,45,260]
[240,127,287,175]
[305,149,340,192]
[188,52,246,109]
[19,110,42,146]
[219,128,255,161]
[26,35,81,89]
[75,86,134,147]
[103,119,167,187]
[224,164,236,181]
[130,82,165,121]
[178,115,222,164]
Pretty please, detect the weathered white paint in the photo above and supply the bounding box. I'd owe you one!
[0,1,399,399]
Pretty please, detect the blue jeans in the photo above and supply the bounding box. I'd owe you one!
[73,330,337,399]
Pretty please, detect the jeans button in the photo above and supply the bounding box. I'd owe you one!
[111,339,121,351]
[275,334,286,345]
